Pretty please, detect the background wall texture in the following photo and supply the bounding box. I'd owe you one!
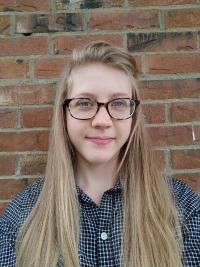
[0,0,200,214]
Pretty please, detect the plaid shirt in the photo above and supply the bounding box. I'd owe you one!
[0,177,199,267]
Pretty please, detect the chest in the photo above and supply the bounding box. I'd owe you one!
[78,191,123,267]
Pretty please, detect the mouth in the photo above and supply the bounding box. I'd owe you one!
[86,136,114,145]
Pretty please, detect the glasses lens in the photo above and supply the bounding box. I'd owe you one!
[69,98,97,119]
[108,99,136,119]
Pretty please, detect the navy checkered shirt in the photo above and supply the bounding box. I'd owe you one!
[0,177,199,267]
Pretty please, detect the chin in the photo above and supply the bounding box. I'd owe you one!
[84,153,117,165]
[87,157,112,165]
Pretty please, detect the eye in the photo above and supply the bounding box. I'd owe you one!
[76,99,94,108]
[111,99,128,108]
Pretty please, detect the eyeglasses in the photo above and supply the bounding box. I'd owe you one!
[63,98,140,120]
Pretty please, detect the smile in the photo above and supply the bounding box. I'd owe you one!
[86,137,114,145]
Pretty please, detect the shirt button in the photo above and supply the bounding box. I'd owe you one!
[101,232,108,240]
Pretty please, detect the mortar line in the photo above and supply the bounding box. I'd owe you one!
[159,9,165,31]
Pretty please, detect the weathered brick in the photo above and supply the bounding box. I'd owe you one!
[0,156,16,175]
[21,107,53,128]
[90,11,159,30]
[0,0,50,12]
[0,37,48,56]
[148,126,192,146]
[35,58,68,78]
[139,79,200,100]
[0,84,55,105]
[55,35,123,55]
[0,59,29,79]
[142,104,165,124]
[20,154,47,175]
[129,0,195,6]
[171,149,200,169]
[144,54,200,74]
[0,15,10,34]
[56,0,123,10]
[0,131,49,152]
[0,179,28,200]
[170,103,200,122]
[128,32,196,52]
[15,13,83,34]
[175,173,200,192]
[0,108,16,128]
[165,9,200,29]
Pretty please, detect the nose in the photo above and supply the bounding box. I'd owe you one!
[91,105,112,128]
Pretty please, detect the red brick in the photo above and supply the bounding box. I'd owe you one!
[193,126,200,143]
[165,9,200,29]
[0,84,55,105]
[139,79,200,100]
[90,11,159,30]
[55,35,123,55]
[129,0,195,7]
[0,203,8,215]
[15,14,83,33]
[174,173,200,192]
[0,37,48,56]
[171,149,200,169]
[142,104,165,124]
[0,131,49,152]
[0,59,29,79]
[148,126,192,146]
[0,16,10,34]
[170,103,200,122]
[0,179,28,200]
[26,177,40,186]
[56,0,123,9]
[35,58,68,78]
[144,54,200,74]
[128,32,197,52]
[0,0,50,12]
[21,107,53,128]
[20,154,47,175]
[0,156,16,175]
[134,55,142,75]
[0,108,16,128]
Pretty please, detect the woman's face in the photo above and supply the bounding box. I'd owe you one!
[66,63,133,166]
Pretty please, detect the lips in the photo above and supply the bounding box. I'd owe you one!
[86,136,114,145]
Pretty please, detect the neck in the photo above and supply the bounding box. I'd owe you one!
[75,157,118,205]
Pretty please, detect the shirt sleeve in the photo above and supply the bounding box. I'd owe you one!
[0,178,44,267]
[166,176,200,267]
[0,192,23,267]
[182,209,200,267]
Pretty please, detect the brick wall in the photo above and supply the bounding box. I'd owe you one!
[0,0,200,214]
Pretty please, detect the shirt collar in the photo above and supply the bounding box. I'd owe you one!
[75,180,122,205]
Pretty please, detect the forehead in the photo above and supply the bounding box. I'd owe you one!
[68,63,133,98]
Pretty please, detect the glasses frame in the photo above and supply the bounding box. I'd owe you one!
[63,97,140,120]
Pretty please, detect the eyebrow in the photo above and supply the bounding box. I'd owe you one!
[74,92,131,98]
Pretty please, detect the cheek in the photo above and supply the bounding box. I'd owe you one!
[119,120,132,141]
[66,113,77,143]
[66,113,85,144]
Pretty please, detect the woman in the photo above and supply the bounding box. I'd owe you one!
[0,41,199,267]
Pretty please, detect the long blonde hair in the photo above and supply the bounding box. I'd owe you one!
[16,41,183,267]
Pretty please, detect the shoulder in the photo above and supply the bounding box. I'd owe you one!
[165,176,200,222]
[0,177,44,230]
